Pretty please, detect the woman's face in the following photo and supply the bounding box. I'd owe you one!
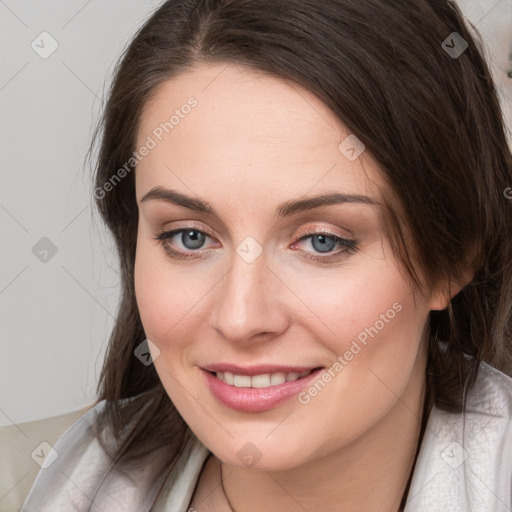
[133,63,446,470]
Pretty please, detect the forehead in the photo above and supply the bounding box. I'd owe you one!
[135,63,384,204]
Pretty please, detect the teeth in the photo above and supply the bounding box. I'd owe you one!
[286,372,300,382]
[251,374,271,388]
[221,372,233,385]
[271,372,286,386]
[233,374,251,387]
[215,369,313,388]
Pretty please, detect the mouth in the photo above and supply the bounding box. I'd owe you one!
[206,368,322,388]
[201,366,326,412]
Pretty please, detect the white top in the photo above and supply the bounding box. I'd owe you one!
[20,361,512,511]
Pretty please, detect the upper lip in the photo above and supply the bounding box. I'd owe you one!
[201,363,323,376]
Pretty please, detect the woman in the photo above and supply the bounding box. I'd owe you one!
[20,0,512,510]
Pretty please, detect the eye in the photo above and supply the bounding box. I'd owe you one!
[154,226,359,263]
[155,228,217,260]
[291,231,359,262]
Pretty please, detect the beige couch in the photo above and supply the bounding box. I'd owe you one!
[0,405,93,512]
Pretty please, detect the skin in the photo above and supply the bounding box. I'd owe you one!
[133,63,453,511]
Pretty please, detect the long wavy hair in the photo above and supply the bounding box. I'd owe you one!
[87,0,512,484]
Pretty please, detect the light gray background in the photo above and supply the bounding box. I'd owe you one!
[1,0,511,426]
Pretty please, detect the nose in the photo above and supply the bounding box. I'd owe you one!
[209,244,289,344]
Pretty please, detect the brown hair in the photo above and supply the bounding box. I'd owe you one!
[88,0,512,482]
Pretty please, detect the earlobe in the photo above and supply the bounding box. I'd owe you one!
[429,265,475,311]
[428,287,452,311]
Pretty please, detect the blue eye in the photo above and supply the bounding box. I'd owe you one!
[294,233,358,262]
[306,233,338,252]
[155,228,213,259]
[172,229,206,250]
[154,228,358,262]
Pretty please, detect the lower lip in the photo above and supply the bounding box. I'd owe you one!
[201,367,325,412]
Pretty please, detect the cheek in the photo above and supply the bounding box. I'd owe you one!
[288,256,420,356]
[133,238,214,350]
[292,256,427,398]
[286,264,427,448]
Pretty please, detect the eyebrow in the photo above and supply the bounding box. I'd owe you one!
[139,186,378,218]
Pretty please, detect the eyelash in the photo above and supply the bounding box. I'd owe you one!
[154,227,359,263]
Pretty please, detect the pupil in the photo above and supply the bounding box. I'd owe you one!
[183,230,205,249]
[312,234,336,253]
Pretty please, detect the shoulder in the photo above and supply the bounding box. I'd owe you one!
[405,361,512,511]
[16,399,113,511]
[17,397,195,512]
[467,360,512,417]
[0,403,95,512]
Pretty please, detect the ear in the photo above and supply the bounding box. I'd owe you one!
[428,262,476,311]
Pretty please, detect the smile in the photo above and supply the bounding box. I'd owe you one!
[201,366,325,412]
[214,369,314,388]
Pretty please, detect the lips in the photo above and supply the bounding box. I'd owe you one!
[200,365,325,412]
